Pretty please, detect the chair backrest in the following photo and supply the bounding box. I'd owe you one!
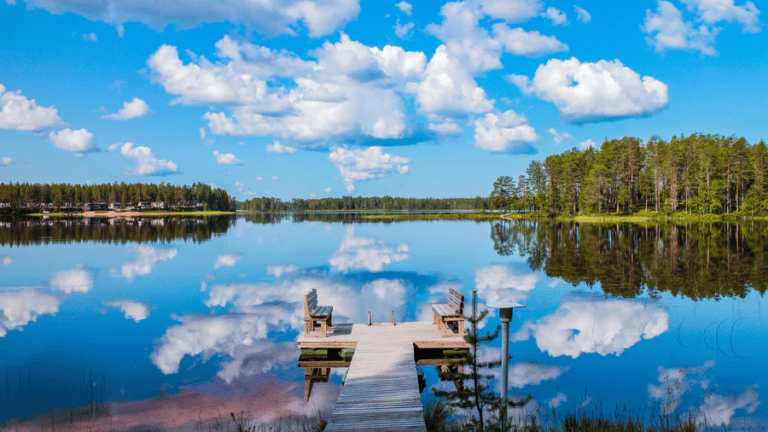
[448,288,464,314]
[305,289,318,315]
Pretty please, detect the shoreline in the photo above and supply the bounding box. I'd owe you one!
[27,210,235,218]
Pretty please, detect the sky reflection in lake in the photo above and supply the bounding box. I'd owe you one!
[0,216,766,430]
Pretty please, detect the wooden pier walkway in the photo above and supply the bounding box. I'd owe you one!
[297,321,469,432]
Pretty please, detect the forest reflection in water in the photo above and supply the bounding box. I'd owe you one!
[0,216,236,246]
[491,219,768,300]
[4,214,768,302]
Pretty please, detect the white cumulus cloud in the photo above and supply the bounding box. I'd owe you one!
[0,84,61,131]
[266,141,297,154]
[473,110,538,153]
[408,45,494,117]
[478,0,544,23]
[48,128,95,153]
[642,1,719,55]
[328,146,410,192]
[682,0,760,32]
[512,296,669,358]
[492,25,568,57]
[105,300,152,322]
[547,128,574,145]
[213,151,242,165]
[1,157,15,166]
[103,97,150,120]
[642,0,759,56]
[509,57,668,123]
[542,7,568,25]
[396,1,413,16]
[153,35,424,145]
[114,142,178,176]
[395,20,415,38]
[16,0,360,38]
[574,6,591,23]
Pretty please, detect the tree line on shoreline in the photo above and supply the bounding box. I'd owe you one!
[239,196,491,211]
[491,132,768,216]
[0,182,234,211]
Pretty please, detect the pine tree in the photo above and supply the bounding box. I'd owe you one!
[432,291,530,432]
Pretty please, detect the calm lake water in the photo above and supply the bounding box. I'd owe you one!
[0,215,766,431]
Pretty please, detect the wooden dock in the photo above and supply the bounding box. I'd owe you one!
[297,321,469,431]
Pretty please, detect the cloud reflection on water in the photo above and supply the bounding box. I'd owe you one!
[512,295,668,358]
[695,386,760,427]
[0,289,59,337]
[329,225,409,272]
[49,265,95,293]
[117,245,178,280]
[214,254,242,269]
[151,305,299,376]
[153,269,415,384]
[647,360,761,427]
[267,264,299,278]
[104,300,152,322]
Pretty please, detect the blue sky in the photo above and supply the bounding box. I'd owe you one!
[0,0,765,200]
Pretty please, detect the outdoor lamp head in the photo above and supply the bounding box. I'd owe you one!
[487,299,525,323]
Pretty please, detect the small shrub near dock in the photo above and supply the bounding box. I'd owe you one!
[424,398,700,432]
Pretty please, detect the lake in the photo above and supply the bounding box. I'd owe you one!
[0,215,765,431]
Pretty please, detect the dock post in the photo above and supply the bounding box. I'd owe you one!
[392,310,396,325]
[368,311,371,326]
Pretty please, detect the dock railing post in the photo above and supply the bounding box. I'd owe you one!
[368,311,372,326]
[392,310,396,325]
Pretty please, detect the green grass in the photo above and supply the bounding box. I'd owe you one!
[27,212,66,217]
[501,210,768,224]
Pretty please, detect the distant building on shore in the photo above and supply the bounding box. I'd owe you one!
[83,202,109,211]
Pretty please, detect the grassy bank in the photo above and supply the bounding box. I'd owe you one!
[501,211,761,224]
[27,212,66,217]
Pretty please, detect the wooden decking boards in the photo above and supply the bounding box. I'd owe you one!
[297,321,469,432]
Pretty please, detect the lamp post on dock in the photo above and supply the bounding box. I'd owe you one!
[487,299,525,432]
